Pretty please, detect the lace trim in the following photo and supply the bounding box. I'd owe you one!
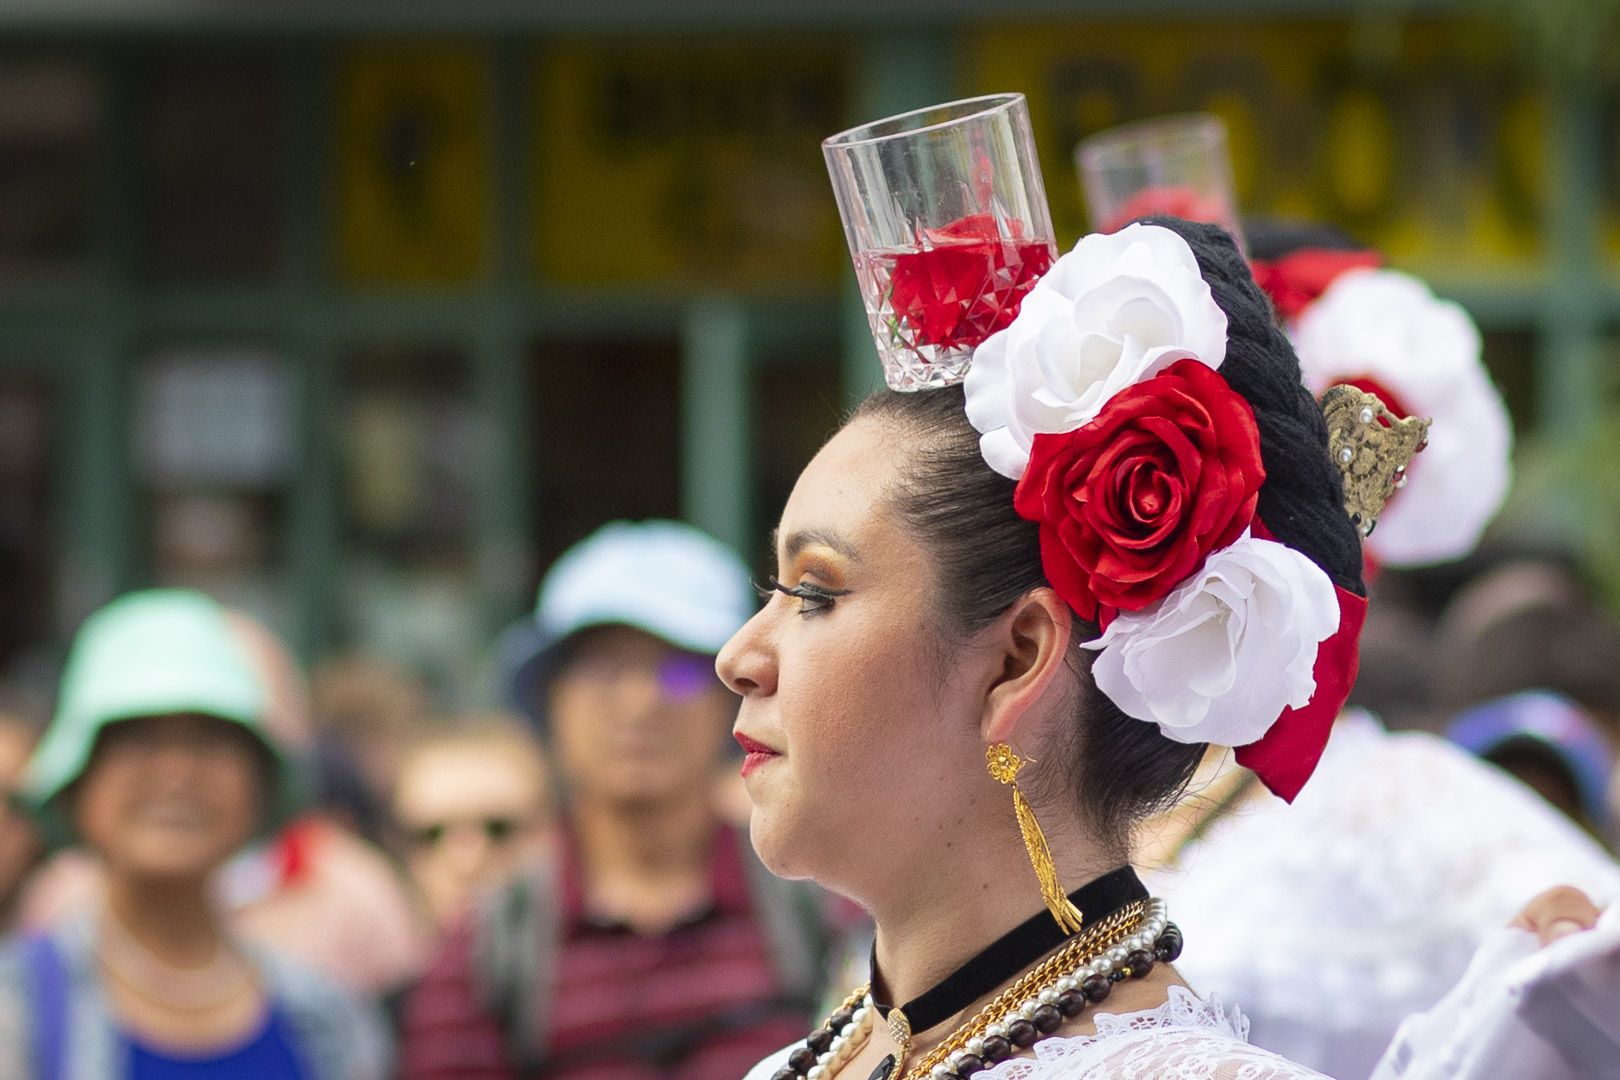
[977,987,1271,1079]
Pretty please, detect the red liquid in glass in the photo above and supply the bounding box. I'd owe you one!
[861,237,1055,357]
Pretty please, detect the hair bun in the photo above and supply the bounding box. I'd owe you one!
[1140,216,1365,599]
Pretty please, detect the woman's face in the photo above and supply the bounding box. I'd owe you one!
[717,417,997,897]
[549,625,736,808]
[72,713,267,882]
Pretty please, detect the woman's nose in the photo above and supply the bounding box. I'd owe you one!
[716,608,776,697]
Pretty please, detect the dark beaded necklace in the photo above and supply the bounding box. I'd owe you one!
[772,883,1183,1080]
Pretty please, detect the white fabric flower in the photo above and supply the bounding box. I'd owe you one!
[1085,534,1340,748]
[1293,267,1513,567]
[963,223,1229,480]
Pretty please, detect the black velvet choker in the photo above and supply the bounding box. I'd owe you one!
[868,866,1147,1035]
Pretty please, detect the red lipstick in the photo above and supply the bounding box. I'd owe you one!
[735,733,780,777]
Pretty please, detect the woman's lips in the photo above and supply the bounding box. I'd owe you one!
[735,732,780,777]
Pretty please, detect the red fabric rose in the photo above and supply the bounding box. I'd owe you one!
[1013,359,1265,621]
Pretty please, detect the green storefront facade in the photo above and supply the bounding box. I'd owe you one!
[0,0,1612,702]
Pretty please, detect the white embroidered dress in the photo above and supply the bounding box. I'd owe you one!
[1144,711,1620,1080]
[744,988,1329,1080]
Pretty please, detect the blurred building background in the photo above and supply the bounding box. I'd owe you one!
[0,0,1613,705]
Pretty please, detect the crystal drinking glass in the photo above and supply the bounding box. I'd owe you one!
[823,94,1058,391]
[1076,113,1244,248]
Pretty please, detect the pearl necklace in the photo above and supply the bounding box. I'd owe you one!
[774,899,1180,1080]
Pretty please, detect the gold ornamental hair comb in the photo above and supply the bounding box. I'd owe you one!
[1320,385,1431,538]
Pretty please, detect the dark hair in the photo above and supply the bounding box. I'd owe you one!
[851,218,1363,855]
[1244,217,1369,262]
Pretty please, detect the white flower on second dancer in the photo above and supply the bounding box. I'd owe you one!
[1293,267,1512,567]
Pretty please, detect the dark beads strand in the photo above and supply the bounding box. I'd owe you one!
[780,922,1182,1080]
[774,1004,863,1080]
[1154,925,1183,963]
[1031,1005,1063,1034]
[913,923,1181,1080]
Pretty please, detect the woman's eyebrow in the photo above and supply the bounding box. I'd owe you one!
[773,528,860,564]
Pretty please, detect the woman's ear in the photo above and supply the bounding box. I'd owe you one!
[982,588,1074,745]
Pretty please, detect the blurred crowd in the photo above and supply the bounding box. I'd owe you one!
[0,515,1618,1078]
[0,521,861,1080]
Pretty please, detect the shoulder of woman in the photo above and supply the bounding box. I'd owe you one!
[253,949,394,1080]
[0,928,99,1079]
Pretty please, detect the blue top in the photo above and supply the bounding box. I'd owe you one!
[125,1010,308,1080]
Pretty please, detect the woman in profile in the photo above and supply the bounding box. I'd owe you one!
[0,589,389,1079]
[721,217,1371,1080]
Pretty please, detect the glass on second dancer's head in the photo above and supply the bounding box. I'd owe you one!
[822,94,1059,392]
[1076,113,1244,250]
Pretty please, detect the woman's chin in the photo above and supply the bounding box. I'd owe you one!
[746,807,815,881]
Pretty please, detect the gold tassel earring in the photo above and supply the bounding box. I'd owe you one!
[986,742,1085,934]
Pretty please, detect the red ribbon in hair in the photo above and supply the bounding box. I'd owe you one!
[1233,519,1367,802]
[1249,248,1382,320]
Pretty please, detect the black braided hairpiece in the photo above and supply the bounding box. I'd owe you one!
[1138,216,1366,599]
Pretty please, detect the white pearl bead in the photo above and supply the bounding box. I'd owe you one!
[966,1038,986,1057]
[932,1066,951,1080]
[1019,1000,1039,1020]
[1038,988,1058,1006]
[985,1022,1007,1039]
[809,1067,827,1080]
[1108,946,1128,963]
[1093,957,1113,976]
[840,1025,857,1042]
[1057,976,1079,994]
[818,1052,834,1068]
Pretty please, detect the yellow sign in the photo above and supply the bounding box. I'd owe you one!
[970,21,1547,273]
[534,40,847,291]
[337,45,491,284]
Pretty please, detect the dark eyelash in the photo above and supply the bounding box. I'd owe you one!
[754,576,851,613]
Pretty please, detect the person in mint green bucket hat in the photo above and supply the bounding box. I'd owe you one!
[0,589,390,1080]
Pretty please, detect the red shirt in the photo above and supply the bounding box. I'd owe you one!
[400,825,809,1080]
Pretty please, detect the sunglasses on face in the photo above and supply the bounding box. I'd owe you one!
[406,816,527,850]
[560,650,716,702]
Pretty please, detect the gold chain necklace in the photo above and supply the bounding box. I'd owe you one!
[898,900,1149,1080]
[782,900,1179,1080]
[97,908,250,1012]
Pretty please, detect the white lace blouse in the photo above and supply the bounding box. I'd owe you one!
[743,988,1329,1080]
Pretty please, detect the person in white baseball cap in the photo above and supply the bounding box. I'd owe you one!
[399,521,836,1080]
[504,519,757,723]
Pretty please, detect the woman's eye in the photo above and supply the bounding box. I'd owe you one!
[791,587,836,615]
[763,576,848,616]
